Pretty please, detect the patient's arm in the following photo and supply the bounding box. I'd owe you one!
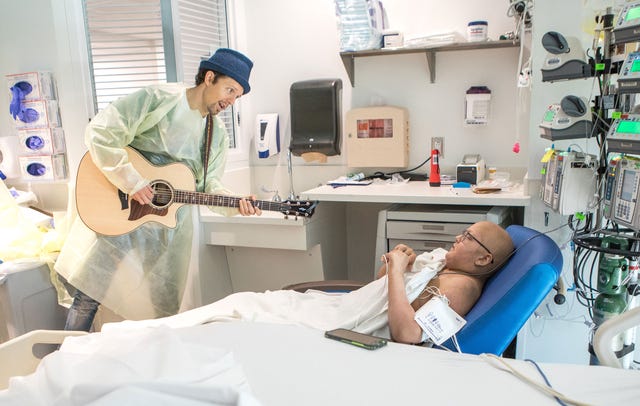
[384,250,424,344]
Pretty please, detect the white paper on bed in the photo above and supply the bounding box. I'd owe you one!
[0,327,263,406]
[103,249,447,336]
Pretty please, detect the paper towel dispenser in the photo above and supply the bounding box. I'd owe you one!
[289,79,342,157]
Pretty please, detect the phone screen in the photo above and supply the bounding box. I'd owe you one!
[324,328,387,350]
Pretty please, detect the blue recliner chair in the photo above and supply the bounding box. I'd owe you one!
[440,224,563,355]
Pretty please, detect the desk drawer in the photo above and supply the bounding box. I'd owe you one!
[386,221,469,240]
[388,239,452,255]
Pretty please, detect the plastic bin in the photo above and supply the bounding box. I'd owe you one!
[0,260,67,344]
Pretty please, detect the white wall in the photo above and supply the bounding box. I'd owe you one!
[242,0,528,200]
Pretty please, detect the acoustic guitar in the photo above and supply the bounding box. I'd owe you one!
[75,147,318,236]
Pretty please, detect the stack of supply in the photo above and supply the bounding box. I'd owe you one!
[334,0,386,51]
[6,72,67,181]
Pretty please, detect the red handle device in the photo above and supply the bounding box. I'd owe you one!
[429,149,441,187]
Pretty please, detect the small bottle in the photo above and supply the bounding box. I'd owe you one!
[488,167,497,180]
[467,21,488,42]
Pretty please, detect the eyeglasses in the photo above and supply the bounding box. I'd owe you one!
[461,230,494,262]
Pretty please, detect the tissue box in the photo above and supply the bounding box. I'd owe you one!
[18,154,67,181]
[12,99,61,129]
[17,128,66,155]
[5,71,57,101]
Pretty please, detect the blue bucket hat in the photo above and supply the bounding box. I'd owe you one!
[199,48,253,94]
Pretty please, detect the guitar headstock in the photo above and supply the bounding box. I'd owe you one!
[280,200,318,218]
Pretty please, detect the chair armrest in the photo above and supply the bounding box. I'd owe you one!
[282,280,365,293]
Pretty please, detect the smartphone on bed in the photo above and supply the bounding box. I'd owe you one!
[324,328,387,350]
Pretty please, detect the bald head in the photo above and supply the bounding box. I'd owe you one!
[445,221,514,277]
[472,221,514,274]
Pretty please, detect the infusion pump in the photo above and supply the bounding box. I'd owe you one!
[541,151,597,215]
[607,156,640,230]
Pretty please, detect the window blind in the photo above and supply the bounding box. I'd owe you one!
[175,0,234,147]
[84,0,167,111]
[83,0,234,146]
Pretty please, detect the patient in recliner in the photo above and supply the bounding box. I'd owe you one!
[380,220,513,344]
[102,221,513,345]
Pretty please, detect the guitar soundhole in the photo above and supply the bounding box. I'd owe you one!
[150,180,174,209]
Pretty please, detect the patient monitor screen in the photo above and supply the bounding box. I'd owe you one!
[620,169,636,202]
[617,120,640,134]
[357,119,393,138]
[626,6,640,21]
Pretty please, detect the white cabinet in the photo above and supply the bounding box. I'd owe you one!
[200,202,347,292]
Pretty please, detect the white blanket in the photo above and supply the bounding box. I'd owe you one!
[0,327,262,406]
[0,251,445,405]
[103,249,447,336]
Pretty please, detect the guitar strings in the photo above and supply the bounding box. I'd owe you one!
[148,188,312,212]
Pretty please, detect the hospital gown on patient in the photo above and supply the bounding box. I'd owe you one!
[103,249,447,337]
[55,84,237,321]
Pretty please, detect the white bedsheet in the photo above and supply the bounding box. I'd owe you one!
[0,327,262,406]
[103,249,446,336]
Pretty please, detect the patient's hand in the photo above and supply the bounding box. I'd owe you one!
[391,244,416,270]
[382,247,415,276]
[377,244,416,278]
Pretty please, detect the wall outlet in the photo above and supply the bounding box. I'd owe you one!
[431,137,444,158]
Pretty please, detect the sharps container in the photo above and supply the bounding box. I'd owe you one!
[467,21,488,42]
[0,260,67,344]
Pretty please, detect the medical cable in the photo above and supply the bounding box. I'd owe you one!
[525,359,568,406]
[416,285,444,302]
[382,253,389,278]
[480,353,592,406]
[363,155,431,181]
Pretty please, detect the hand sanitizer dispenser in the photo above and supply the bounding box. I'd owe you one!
[255,113,280,158]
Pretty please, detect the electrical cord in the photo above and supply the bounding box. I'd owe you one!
[363,155,432,181]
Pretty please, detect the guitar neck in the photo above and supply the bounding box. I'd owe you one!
[173,190,285,212]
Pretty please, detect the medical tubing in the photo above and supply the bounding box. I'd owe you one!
[480,354,592,406]
[524,359,568,406]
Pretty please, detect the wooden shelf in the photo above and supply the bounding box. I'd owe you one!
[339,39,520,85]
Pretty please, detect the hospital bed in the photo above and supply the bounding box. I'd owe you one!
[0,322,638,405]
